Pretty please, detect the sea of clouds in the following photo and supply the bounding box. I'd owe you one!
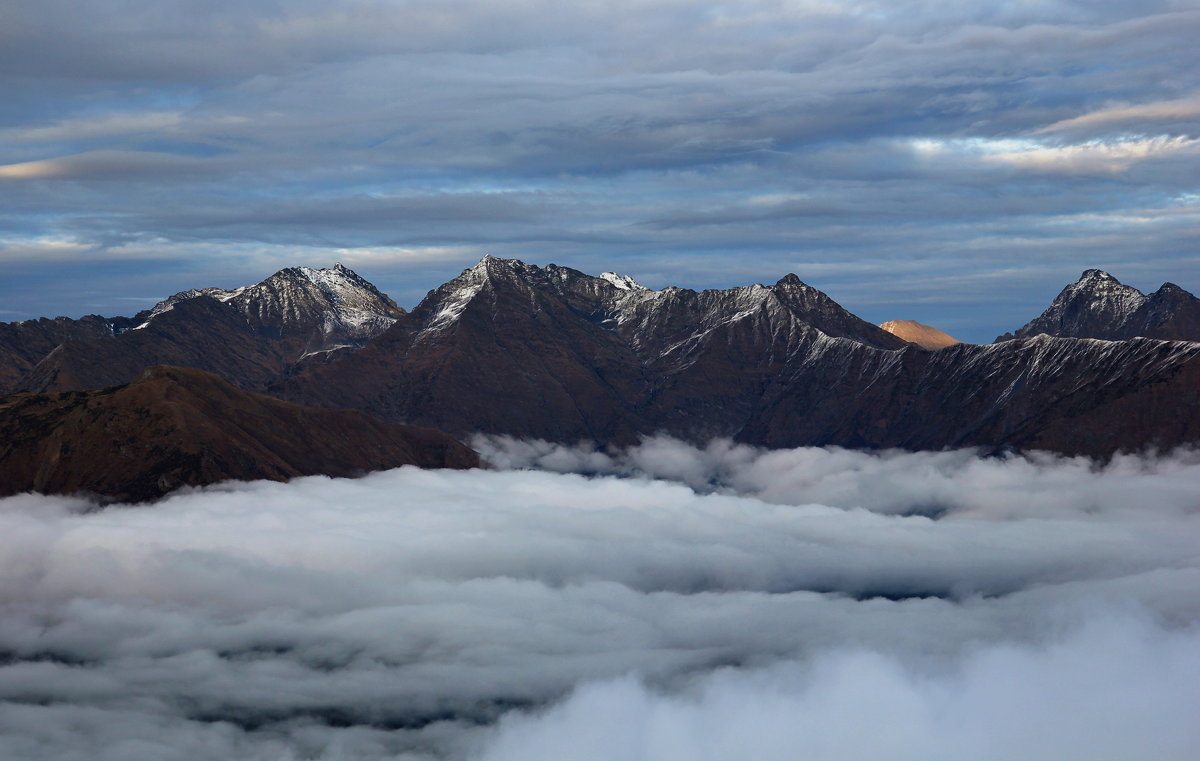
[1,438,1198,760]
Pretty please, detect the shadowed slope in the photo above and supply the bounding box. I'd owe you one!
[0,365,478,502]
[999,270,1200,342]
[281,258,1200,458]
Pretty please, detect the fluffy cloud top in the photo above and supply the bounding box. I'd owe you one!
[1,440,1198,759]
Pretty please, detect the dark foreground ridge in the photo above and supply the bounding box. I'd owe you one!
[0,365,479,502]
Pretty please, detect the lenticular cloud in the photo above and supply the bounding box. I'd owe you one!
[1,441,1198,760]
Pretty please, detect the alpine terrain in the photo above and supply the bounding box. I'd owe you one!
[878,320,961,349]
[276,257,1200,458]
[3,264,403,394]
[997,269,1200,342]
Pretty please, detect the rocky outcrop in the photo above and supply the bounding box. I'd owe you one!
[11,264,402,394]
[279,257,1200,457]
[998,270,1200,342]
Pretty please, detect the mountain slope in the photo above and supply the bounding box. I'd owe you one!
[998,270,1200,341]
[0,315,136,393]
[138,262,404,353]
[746,335,1200,455]
[879,320,961,349]
[13,264,401,394]
[0,365,478,502]
[279,256,1200,457]
[276,256,908,444]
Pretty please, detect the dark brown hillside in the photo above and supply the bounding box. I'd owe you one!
[0,314,135,392]
[0,365,478,503]
[18,296,289,394]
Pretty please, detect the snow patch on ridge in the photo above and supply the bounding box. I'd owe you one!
[600,272,649,291]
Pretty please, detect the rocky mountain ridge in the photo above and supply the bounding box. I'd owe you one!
[4,257,1199,461]
[997,269,1200,342]
[277,257,1200,457]
[3,264,402,394]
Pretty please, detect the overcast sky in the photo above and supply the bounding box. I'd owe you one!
[1,1,1197,341]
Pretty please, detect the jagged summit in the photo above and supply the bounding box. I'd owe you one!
[136,263,403,350]
[600,272,648,291]
[418,256,905,353]
[998,269,1200,342]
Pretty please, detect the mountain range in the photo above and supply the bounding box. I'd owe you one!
[2,258,1199,497]
[2,263,402,395]
[273,258,1200,456]
[996,269,1200,342]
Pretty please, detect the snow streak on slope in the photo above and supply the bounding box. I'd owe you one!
[1,443,1198,760]
[134,263,402,341]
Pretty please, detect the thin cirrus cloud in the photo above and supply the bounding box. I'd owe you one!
[0,440,1198,760]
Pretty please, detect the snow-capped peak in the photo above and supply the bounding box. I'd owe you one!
[132,265,403,348]
[599,272,649,291]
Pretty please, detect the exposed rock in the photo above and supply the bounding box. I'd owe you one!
[279,257,1200,457]
[12,264,402,394]
[998,270,1200,342]
[0,315,136,393]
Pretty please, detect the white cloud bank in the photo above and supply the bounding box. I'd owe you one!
[0,440,1198,760]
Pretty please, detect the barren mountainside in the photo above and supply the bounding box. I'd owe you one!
[7,264,403,394]
[278,257,1200,457]
[0,365,478,502]
[998,269,1200,342]
[5,257,1199,462]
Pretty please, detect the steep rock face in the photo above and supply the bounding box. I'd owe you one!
[746,336,1200,456]
[998,270,1200,341]
[13,265,401,394]
[0,365,478,502]
[1124,283,1200,341]
[878,320,960,349]
[277,256,908,444]
[280,257,1200,457]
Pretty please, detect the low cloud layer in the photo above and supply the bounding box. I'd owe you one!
[480,616,1200,761]
[1,442,1198,759]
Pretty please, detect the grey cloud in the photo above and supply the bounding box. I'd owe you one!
[478,616,1200,761]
